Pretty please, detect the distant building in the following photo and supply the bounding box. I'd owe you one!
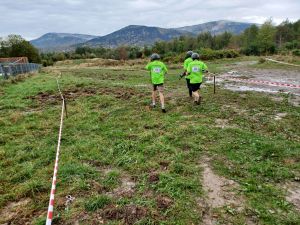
[0,57,29,64]
[0,57,40,78]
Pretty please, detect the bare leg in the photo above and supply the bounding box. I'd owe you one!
[158,91,165,109]
[192,91,201,104]
[152,90,156,106]
[192,91,199,101]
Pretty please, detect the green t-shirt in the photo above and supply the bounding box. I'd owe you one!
[145,60,168,84]
[187,60,208,84]
[183,57,193,70]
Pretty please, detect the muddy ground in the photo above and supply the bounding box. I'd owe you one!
[207,61,300,106]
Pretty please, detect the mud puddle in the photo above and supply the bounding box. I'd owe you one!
[210,67,300,106]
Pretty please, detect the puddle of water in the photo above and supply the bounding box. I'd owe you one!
[223,84,279,94]
[233,61,258,66]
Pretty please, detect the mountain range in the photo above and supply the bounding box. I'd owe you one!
[30,33,97,51]
[83,25,191,48]
[30,20,255,51]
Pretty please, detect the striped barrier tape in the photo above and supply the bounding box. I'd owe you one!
[46,79,66,225]
[206,72,300,89]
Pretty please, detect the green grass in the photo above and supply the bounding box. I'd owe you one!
[0,58,299,224]
[85,195,112,211]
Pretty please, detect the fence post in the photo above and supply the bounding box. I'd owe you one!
[213,76,216,94]
[0,65,3,79]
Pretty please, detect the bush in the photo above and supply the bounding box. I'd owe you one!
[70,53,83,59]
[259,58,266,64]
[200,48,239,60]
[292,49,300,56]
[285,41,300,50]
[163,52,185,63]
[161,49,239,63]
[42,59,54,67]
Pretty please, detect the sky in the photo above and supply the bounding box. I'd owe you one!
[0,0,299,40]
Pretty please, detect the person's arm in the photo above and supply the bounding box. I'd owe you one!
[163,64,168,74]
[187,64,191,75]
[145,63,151,71]
[183,60,189,75]
[183,60,187,70]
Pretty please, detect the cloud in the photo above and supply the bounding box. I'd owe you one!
[0,0,299,40]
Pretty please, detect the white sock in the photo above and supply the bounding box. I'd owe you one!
[161,103,165,109]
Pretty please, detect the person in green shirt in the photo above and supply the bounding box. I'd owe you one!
[145,53,168,113]
[182,51,193,97]
[187,52,208,105]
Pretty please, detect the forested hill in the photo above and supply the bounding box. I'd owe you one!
[176,20,254,35]
[30,33,98,51]
[82,25,191,48]
[31,20,254,50]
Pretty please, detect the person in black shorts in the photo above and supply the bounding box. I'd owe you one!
[186,53,208,105]
[145,54,168,113]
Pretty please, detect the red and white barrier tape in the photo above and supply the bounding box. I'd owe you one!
[206,73,300,89]
[46,79,65,225]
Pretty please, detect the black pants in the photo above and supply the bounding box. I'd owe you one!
[186,78,192,97]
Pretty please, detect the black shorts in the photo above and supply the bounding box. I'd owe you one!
[153,83,164,91]
[186,78,191,87]
[190,83,202,92]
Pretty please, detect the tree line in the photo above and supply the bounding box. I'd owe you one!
[0,19,299,66]
[0,35,41,63]
[149,19,300,57]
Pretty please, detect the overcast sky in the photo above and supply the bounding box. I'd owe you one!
[1,0,299,40]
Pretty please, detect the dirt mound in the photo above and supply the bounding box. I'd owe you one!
[159,161,169,170]
[26,86,144,105]
[148,172,160,183]
[56,58,148,68]
[26,88,97,105]
[102,204,148,224]
[0,198,31,224]
[156,195,173,210]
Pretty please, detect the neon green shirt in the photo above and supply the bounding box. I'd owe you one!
[187,60,208,84]
[145,60,168,84]
[183,57,193,70]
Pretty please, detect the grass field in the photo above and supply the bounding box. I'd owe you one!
[0,57,299,225]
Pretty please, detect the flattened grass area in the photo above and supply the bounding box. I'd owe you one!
[0,58,299,225]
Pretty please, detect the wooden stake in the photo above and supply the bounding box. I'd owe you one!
[214,76,216,94]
